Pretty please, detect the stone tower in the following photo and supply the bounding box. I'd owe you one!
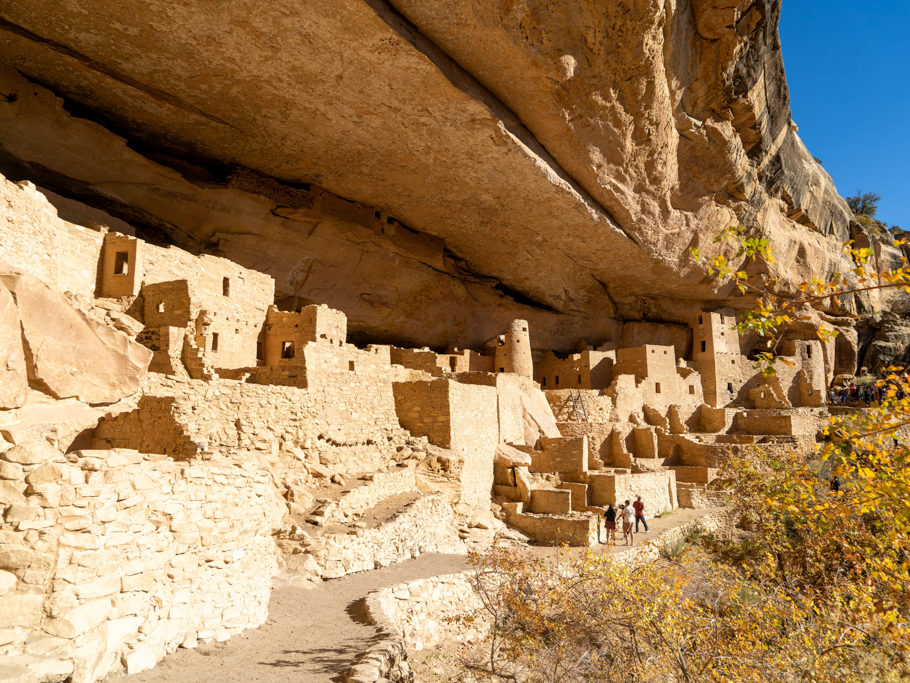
[495,319,533,378]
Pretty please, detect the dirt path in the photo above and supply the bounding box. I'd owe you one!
[110,554,471,683]
[112,509,718,683]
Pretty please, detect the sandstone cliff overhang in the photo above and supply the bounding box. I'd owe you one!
[0,1,864,349]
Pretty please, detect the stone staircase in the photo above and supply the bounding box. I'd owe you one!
[182,334,218,381]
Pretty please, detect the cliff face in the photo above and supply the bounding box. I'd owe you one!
[0,0,866,349]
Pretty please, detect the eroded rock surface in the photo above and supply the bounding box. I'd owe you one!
[0,266,152,404]
[0,0,874,350]
[0,282,28,409]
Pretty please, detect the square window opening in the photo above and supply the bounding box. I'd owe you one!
[689,385,695,395]
[281,341,295,359]
[222,277,231,297]
[701,341,706,352]
[555,375,560,385]
[727,382,734,393]
[156,302,165,314]
[349,361,355,372]
[113,251,129,275]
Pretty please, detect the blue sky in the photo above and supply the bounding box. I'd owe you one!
[779,2,909,228]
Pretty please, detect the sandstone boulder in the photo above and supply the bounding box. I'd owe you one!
[0,266,152,404]
[0,282,27,409]
[520,387,561,446]
[0,400,104,450]
[514,466,532,505]
[0,440,60,466]
[494,443,532,467]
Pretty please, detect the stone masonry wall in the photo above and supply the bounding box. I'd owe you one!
[0,445,277,683]
[307,493,465,579]
[0,177,104,299]
[144,374,405,451]
[366,572,483,652]
[392,381,451,448]
[448,382,499,508]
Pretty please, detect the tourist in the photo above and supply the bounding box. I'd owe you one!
[633,495,649,533]
[622,499,635,546]
[603,504,617,546]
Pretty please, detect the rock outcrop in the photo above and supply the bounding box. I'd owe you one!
[0,267,152,404]
[0,282,28,409]
[0,0,874,351]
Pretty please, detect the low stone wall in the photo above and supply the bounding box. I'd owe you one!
[306,493,466,579]
[345,571,483,682]
[529,488,572,514]
[588,470,677,514]
[0,444,277,682]
[531,436,588,473]
[93,375,414,478]
[316,469,417,527]
[677,483,730,509]
[367,572,483,651]
[506,512,597,546]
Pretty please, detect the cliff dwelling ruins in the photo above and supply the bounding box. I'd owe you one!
[0,1,905,681]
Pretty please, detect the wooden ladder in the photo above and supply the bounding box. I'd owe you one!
[569,389,589,423]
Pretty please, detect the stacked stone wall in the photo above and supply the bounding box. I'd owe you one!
[392,381,452,447]
[0,179,104,299]
[144,374,405,452]
[588,470,677,514]
[545,389,613,422]
[0,446,277,682]
[308,494,465,579]
[366,573,483,652]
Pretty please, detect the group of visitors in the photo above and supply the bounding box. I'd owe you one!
[829,373,909,405]
[602,495,649,547]
[830,382,885,405]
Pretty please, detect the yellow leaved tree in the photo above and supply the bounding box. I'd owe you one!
[458,227,910,682]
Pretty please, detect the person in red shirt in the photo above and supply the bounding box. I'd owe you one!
[633,495,649,533]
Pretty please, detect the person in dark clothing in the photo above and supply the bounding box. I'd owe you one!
[633,495,649,533]
[603,504,617,546]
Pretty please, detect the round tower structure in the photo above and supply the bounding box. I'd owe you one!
[504,319,533,378]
